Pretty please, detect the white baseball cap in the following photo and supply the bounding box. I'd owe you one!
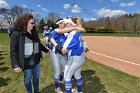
[63,18,76,26]
[56,20,65,25]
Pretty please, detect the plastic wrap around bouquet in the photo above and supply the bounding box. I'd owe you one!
[82,40,89,53]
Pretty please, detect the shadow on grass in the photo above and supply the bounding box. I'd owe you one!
[0,62,5,66]
[0,53,7,56]
[0,50,7,56]
[0,50,7,60]
[0,67,9,72]
[0,56,5,60]
[0,50,7,53]
[40,84,56,93]
[0,50,7,65]
[40,83,66,93]
[41,70,107,93]
[0,77,11,87]
[82,70,107,93]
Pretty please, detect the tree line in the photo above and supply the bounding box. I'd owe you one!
[83,14,140,34]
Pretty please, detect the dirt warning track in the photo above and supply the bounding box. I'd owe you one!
[83,36,140,78]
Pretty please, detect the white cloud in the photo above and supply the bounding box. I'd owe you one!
[0,0,9,8]
[31,11,39,16]
[120,1,136,7]
[37,4,42,8]
[42,8,47,12]
[21,4,28,8]
[95,8,127,17]
[37,4,47,12]
[64,4,71,9]
[71,4,82,13]
[64,4,82,13]
[111,0,119,2]
[84,18,97,21]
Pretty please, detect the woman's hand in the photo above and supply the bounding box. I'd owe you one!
[13,67,22,73]
[75,27,85,32]
[62,48,69,54]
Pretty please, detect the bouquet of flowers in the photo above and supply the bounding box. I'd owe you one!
[82,40,89,53]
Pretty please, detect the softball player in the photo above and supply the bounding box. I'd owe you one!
[43,26,52,48]
[50,19,67,93]
[52,18,85,93]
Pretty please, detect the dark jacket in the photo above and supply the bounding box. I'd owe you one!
[10,31,48,69]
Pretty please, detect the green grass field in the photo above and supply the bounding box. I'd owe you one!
[0,32,140,93]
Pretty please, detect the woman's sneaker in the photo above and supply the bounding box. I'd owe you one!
[55,87,63,93]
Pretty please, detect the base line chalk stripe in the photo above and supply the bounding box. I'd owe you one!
[89,51,140,67]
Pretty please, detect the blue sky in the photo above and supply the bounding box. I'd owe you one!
[1,0,140,20]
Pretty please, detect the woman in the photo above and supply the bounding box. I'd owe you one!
[51,17,85,93]
[10,13,49,93]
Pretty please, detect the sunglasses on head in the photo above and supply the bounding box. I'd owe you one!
[28,22,35,25]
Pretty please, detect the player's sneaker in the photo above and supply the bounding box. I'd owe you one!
[55,87,63,93]
[72,88,83,93]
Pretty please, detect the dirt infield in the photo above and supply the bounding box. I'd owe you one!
[83,36,140,78]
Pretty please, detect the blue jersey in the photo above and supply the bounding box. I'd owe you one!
[43,29,51,37]
[63,31,83,56]
[7,27,12,34]
[51,29,67,54]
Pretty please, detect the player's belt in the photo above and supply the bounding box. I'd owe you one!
[76,54,81,56]
[55,51,61,55]
[71,53,81,56]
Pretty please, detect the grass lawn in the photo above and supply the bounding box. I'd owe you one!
[0,32,140,93]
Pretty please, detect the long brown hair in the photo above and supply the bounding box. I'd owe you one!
[13,13,36,33]
[70,17,82,27]
[70,17,77,24]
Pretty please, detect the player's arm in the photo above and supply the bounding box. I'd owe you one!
[50,38,63,52]
[58,27,85,34]
[50,38,68,54]
[50,31,59,48]
[50,38,57,47]
[58,27,76,34]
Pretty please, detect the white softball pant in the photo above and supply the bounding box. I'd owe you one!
[50,51,67,79]
[64,53,85,81]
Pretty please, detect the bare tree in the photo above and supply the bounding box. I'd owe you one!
[47,12,61,22]
[0,22,4,31]
[132,14,140,34]
[0,5,24,27]
[0,16,4,30]
[10,5,24,25]
[0,8,11,26]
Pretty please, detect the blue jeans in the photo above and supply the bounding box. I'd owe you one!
[23,63,40,93]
